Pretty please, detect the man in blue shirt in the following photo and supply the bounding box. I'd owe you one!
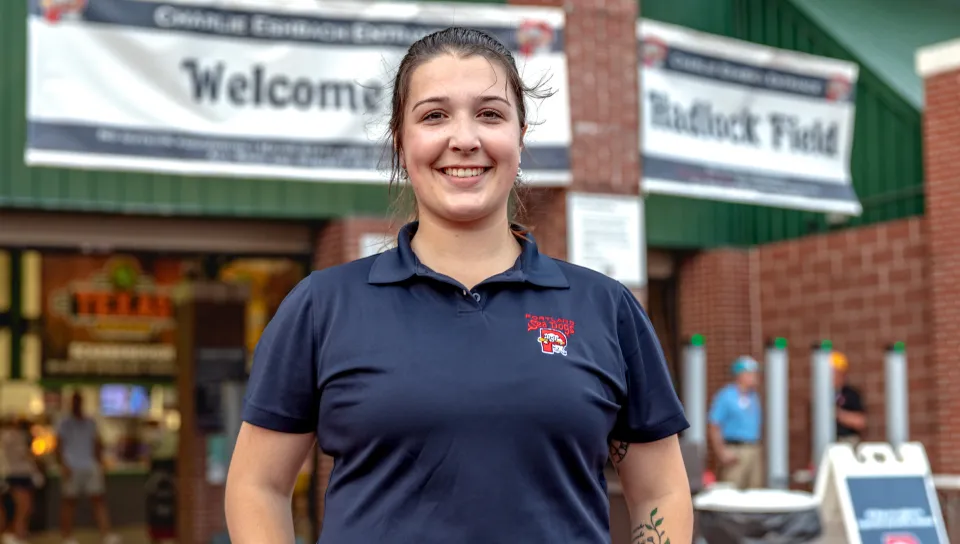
[708,356,763,490]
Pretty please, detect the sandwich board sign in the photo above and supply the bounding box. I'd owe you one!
[814,442,948,544]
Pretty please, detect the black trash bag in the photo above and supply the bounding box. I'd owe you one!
[697,507,823,544]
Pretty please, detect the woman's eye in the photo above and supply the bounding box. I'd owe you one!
[423,111,444,121]
[480,110,504,120]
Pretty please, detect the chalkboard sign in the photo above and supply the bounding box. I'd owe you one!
[845,475,946,544]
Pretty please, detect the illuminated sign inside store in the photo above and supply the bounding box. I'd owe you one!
[48,256,176,340]
[42,254,181,380]
[72,291,173,319]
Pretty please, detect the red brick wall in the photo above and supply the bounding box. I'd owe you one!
[756,218,931,474]
[314,216,394,270]
[560,0,640,195]
[679,218,932,476]
[677,249,758,397]
[518,187,567,259]
[923,65,960,474]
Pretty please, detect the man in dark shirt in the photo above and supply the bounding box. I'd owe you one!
[832,352,866,445]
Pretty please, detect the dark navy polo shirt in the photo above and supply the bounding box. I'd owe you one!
[241,222,689,544]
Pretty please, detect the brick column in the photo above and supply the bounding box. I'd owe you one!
[918,39,960,473]
[313,217,395,270]
[676,250,756,397]
[512,0,643,302]
[175,282,249,544]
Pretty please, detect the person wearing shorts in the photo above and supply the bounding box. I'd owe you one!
[56,392,120,544]
[1,417,44,544]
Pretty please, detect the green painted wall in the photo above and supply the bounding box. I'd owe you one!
[643,0,924,248]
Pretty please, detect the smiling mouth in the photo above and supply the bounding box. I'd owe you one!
[439,167,491,178]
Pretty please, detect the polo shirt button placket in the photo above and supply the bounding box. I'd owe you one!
[458,288,482,312]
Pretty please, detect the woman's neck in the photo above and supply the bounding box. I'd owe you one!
[410,213,521,290]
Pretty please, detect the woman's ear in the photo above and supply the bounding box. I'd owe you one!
[520,124,528,147]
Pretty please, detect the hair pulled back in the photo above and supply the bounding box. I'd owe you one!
[386,26,555,224]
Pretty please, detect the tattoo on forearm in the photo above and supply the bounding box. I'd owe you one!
[609,440,629,465]
[633,507,669,544]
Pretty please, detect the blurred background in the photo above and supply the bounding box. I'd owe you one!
[2,0,960,543]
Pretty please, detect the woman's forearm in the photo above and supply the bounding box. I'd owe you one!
[225,483,296,544]
[628,490,694,544]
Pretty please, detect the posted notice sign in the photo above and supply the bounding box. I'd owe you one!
[846,475,945,544]
[638,19,862,215]
[815,443,948,544]
[566,193,645,288]
[25,0,571,184]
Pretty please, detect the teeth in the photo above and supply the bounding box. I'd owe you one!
[443,167,485,178]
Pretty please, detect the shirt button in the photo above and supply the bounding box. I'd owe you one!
[472,292,481,302]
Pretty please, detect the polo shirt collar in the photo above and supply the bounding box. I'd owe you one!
[368,221,569,288]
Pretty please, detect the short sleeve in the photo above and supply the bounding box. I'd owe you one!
[241,275,319,434]
[708,389,728,426]
[843,387,865,413]
[609,286,690,443]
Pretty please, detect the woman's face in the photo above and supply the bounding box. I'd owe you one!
[400,54,526,226]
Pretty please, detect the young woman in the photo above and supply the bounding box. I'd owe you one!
[225,26,694,544]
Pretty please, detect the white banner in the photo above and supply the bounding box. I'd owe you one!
[638,20,862,215]
[26,0,571,185]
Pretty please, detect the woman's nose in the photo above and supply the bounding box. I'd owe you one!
[448,118,481,153]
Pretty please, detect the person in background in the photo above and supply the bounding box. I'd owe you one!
[832,352,866,446]
[0,416,45,544]
[56,392,120,544]
[708,356,764,490]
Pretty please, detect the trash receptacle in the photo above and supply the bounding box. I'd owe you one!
[693,488,822,544]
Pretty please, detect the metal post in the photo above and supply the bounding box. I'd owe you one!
[885,341,909,449]
[811,340,836,467]
[221,381,244,463]
[765,337,789,489]
[682,334,707,449]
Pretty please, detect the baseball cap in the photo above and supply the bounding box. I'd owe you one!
[831,352,848,372]
[731,356,759,375]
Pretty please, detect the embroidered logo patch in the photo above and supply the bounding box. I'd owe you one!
[526,314,575,356]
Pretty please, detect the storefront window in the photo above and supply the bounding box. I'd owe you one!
[0,248,309,539]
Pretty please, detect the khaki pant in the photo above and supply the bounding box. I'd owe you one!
[719,444,764,490]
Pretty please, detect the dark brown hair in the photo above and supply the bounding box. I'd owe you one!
[386,26,555,227]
